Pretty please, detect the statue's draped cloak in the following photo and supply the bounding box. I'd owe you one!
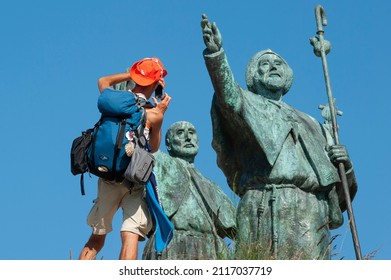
[212,91,342,191]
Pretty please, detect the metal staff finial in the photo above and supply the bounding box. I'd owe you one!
[311,4,363,260]
[316,5,327,33]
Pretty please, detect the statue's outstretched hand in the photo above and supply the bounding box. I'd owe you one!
[328,145,353,171]
[201,14,222,53]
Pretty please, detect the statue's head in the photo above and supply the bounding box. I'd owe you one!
[246,49,293,97]
[165,121,199,163]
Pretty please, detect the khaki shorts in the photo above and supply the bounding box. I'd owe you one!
[87,178,152,240]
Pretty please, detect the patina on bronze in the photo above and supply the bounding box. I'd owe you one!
[142,121,236,260]
[201,12,358,259]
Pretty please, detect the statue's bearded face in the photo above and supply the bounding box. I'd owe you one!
[167,123,199,158]
[256,53,287,93]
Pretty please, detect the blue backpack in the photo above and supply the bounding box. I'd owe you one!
[87,88,148,182]
[71,87,152,194]
[87,88,147,182]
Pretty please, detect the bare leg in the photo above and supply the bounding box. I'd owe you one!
[79,234,106,260]
[119,231,140,260]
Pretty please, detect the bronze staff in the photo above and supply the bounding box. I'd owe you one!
[310,4,362,260]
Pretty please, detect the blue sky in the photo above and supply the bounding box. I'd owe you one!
[0,0,389,260]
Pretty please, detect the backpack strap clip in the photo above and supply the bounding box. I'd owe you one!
[136,96,147,109]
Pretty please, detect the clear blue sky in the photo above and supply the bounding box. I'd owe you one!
[0,0,389,260]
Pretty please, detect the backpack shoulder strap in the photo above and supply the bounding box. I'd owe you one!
[80,173,85,196]
[80,119,102,196]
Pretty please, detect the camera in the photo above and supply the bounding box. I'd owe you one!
[155,85,165,99]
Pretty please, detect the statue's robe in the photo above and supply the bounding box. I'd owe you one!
[142,151,236,260]
[204,49,357,259]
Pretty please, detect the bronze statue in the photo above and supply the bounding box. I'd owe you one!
[201,14,357,259]
[142,121,236,260]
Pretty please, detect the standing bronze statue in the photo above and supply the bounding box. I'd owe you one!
[200,14,358,259]
[142,121,236,260]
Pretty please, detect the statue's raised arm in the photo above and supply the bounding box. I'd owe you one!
[201,14,242,112]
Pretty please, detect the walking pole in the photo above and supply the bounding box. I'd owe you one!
[310,4,362,260]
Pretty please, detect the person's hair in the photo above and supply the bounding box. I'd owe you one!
[245,49,294,95]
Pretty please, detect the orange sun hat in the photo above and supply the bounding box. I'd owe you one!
[129,57,167,88]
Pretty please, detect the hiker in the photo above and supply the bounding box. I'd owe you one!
[78,57,171,260]
[142,121,236,260]
[200,14,357,259]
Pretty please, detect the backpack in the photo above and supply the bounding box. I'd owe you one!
[70,125,97,195]
[70,87,148,194]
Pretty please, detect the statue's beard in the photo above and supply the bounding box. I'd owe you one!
[262,76,285,92]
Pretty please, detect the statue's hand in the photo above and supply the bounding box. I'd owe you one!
[328,145,353,170]
[201,14,222,53]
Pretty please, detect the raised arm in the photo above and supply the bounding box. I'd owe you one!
[201,14,242,112]
[98,72,131,93]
